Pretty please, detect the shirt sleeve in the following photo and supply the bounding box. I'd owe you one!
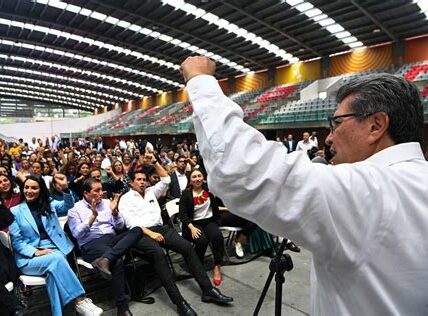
[67,206,90,240]
[187,75,390,265]
[152,176,171,200]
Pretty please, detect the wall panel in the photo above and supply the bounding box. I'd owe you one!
[329,44,392,76]
[405,36,428,63]
[275,60,321,85]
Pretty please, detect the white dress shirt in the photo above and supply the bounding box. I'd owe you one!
[118,176,170,229]
[296,139,316,152]
[187,74,428,315]
[176,170,188,193]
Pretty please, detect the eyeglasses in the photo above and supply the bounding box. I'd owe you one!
[328,112,374,133]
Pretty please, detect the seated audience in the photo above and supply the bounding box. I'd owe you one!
[179,169,225,286]
[68,178,142,316]
[169,156,189,199]
[118,157,232,315]
[89,168,124,198]
[8,175,102,316]
[50,173,80,214]
[69,162,91,199]
[111,160,131,194]
[0,175,21,214]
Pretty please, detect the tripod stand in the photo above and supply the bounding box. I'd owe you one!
[253,239,294,316]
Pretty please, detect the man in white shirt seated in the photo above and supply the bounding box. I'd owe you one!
[181,56,428,315]
[118,153,233,316]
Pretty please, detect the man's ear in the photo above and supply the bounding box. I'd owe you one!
[368,112,390,144]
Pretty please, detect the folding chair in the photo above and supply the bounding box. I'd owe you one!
[165,198,181,235]
[0,231,47,298]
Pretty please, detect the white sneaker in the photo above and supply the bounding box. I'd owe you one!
[75,298,103,315]
[235,241,244,258]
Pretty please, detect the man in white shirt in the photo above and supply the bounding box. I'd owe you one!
[181,56,428,315]
[118,155,232,316]
[295,132,316,153]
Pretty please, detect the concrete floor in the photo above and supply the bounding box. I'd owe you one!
[23,247,312,316]
[101,248,311,316]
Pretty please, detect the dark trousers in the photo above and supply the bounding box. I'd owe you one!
[182,218,224,265]
[0,243,21,311]
[81,227,142,309]
[133,225,212,305]
[219,212,258,237]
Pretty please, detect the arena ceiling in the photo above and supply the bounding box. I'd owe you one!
[0,0,427,112]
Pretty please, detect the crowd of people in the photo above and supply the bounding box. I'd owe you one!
[0,133,302,316]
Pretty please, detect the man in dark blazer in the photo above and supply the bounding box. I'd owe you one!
[168,156,189,199]
[283,134,297,153]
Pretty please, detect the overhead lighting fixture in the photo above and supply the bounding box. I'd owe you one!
[0,17,180,71]
[160,0,299,67]
[0,90,96,109]
[3,65,139,97]
[0,80,113,105]
[0,54,158,93]
[36,0,250,73]
[287,1,365,49]
[0,39,182,87]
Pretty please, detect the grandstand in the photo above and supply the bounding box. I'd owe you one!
[62,61,428,139]
[0,1,428,316]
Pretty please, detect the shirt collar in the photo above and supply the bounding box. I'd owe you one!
[365,142,424,166]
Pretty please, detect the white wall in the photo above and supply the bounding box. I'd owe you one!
[300,76,342,100]
[0,109,120,143]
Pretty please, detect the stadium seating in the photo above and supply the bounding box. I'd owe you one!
[71,61,428,137]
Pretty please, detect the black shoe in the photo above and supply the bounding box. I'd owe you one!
[201,287,233,304]
[10,304,25,316]
[92,257,112,280]
[176,301,197,316]
[286,241,301,253]
[117,309,133,316]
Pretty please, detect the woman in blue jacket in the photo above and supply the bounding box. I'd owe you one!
[9,175,102,316]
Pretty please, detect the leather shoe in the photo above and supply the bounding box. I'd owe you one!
[201,287,233,304]
[10,302,26,316]
[92,257,112,280]
[176,301,197,316]
[117,309,133,316]
[287,241,301,253]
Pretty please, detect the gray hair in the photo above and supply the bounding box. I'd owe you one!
[336,73,424,144]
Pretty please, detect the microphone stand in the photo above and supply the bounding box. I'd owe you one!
[253,239,294,316]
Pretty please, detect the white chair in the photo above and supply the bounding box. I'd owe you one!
[218,206,244,260]
[5,281,14,292]
[58,216,68,229]
[0,231,47,289]
[165,198,181,234]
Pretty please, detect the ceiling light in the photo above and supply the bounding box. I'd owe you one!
[201,13,219,24]
[326,24,344,33]
[105,16,119,24]
[295,2,313,12]
[335,31,352,39]
[348,41,364,48]
[342,36,358,43]
[116,20,131,29]
[304,8,322,18]
[318,18,335,26]
[285,0,304,6]
[90,11,107,21]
